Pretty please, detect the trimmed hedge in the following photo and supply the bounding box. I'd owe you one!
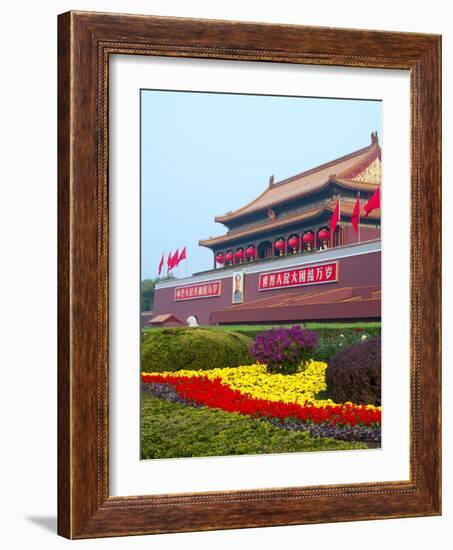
[325,336,381,406]
[141,327,254,372]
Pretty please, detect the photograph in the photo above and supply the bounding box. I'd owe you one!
[140,90,382,460]
[232,271,245,304]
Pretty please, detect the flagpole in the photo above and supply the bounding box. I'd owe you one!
[330,198,334,249]
[358,192,361,244]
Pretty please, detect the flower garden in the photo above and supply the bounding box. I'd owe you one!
[140,324,381,459]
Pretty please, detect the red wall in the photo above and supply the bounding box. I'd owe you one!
[153,249,381,325]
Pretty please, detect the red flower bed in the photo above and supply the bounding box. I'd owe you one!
[141,373,381,427]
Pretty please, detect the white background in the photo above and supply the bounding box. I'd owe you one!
[0,1,449,549]
[110,56,410,495]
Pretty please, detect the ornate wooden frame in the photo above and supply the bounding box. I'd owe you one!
[58,11,441,539]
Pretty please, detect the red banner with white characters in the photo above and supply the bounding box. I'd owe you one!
[174,280,222,301]
[258,262,338,291]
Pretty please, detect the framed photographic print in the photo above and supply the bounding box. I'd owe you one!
[58,11,441,538]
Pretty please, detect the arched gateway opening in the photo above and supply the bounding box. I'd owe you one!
[257,240,272,260]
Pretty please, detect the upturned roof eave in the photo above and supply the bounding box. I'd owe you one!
[200,202,381,249]
[214,176,379,226]
[214,142,380,224]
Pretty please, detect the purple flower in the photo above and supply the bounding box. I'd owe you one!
[251,325,317,374]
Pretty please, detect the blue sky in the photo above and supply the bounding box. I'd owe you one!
[141,90,382,279]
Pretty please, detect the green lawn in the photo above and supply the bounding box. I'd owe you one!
[209,321,381,331]
[143,321,381,334]
[140,392,367,459]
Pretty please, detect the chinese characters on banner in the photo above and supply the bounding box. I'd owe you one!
[174,280,222,301]
[258,262,338,291]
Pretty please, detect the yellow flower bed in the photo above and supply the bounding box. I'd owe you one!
[142,361,380,410]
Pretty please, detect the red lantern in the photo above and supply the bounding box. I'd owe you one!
[288,235,300,250]
[215,253,224,264]
[302,232,314,244]
[245,245,256,259]
[235,248,244,262]
[318,228,330,241]
[225,250,234,263]
[275,239,285,251]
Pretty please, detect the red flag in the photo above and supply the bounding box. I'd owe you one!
[350,197,360,233]
[158,253,164,276]
[167,251,175,271]
[329,198,340,233]
[171,248,180,269]
[364,187,380,217]
[178,246,187,263]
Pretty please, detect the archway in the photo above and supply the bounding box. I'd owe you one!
[257,240,272,260]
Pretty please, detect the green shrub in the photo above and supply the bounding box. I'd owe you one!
[325,336,381,406]
[141,327,254,372]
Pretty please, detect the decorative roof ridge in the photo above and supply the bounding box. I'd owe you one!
[272,142,379,188]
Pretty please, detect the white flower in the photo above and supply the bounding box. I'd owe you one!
[361,334,368,341]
